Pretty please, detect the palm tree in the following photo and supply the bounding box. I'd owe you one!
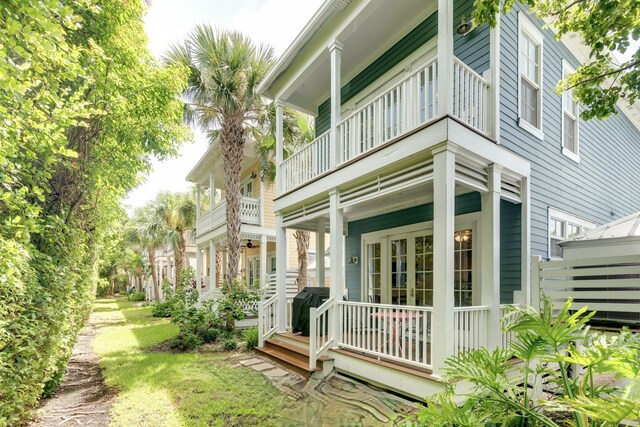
[255,107,315,290]
[165,26,274,289]
[127,205,166,302]
[155,191,196,284]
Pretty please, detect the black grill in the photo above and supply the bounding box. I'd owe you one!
[291,287,331,336]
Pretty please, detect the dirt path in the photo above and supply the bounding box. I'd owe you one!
[31,317,115,427]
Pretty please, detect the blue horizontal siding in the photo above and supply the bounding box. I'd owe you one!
[500,200,521,303]
[500,4,640,258]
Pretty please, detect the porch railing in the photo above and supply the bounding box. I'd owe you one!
[196,197,261,236]
[309,297,335,370]
[281,131,331,193]
[258,294,279,347]
[337,301,434,370]
[500,304,516,350]
[453,305,489,357]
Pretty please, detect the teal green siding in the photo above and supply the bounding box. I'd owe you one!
[315,11,439,136]
[500,200,521,303]
[345,193,481,302]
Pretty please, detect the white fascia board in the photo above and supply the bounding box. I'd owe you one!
[185,142,219,183]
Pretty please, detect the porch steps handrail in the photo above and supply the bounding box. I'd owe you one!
[258,294,279,347]
[309,296,335,370]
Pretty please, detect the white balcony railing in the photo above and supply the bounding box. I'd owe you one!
[280,56,490,193]
[281,131,331,193]
[196,196,261,237]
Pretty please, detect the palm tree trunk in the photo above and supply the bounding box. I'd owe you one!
[221,118,245,331]
[294,230,310,291]
[174,232,186,289]
[148,247,159,302]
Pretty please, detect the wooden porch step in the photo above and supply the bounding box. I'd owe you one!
[264,338,333,362]
[255,335,334,379]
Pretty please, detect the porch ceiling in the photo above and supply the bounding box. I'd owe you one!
[186,142,259,188]
[266,0,437,113]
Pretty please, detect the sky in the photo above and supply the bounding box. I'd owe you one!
[121,0,324,211]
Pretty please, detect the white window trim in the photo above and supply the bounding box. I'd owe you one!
[561,59,580,163]
[518,12,545,140]
[360,212,481,306]
[547,208,596,259]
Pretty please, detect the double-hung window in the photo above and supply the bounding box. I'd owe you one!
[518,15,544,138]
[548,208,595,259]
[562,60,580,160]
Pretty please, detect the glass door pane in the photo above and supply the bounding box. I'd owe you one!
[414,235,434,306]
[366,243,381,303]
[390,238,408,305]
[454,229,473,306]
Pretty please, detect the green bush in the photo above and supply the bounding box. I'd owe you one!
[222,337,237,351]
[170,332,203,351]
[243,327,259,350]
[201,327,221,343]
[128,291,146,302]
[417,297,640,426]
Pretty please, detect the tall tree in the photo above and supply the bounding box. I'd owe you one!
[155,191,196,284]
[472,0,639,120]
[165,26,274,288]
[254,106,316,290]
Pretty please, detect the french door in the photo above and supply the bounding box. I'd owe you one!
[246,255,260,287]
[363,225,475,307]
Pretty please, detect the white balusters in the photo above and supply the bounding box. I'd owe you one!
[309,297,335,370]
[453,58,489,133]
[453,306,489,357]
[258,294,279,347]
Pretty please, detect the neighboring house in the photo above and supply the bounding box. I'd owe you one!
[185,139,324,302]
[255,0,640,398]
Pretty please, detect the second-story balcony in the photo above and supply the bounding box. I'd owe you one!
[196,196,261,237]
[281,55,490,193]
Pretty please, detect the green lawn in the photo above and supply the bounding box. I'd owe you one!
[92,298,293,427]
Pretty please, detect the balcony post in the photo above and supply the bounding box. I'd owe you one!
[260,234,267,289]
[195,245,203,294]
[521,176,531,306]
[195,184,201,219]
[481,164,502,350]
[432,146,456,374]
[276,213,288,331]
[329,190,343,345]
[329,40,343,169]
[437,0,454,116]
[275,101,284,196]
[209,240,217,289]
[209,173,215,214]
[316,217,326,287]
[489,13,501,140]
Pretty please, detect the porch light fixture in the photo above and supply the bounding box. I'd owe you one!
[456,17,474,35]
[454,231,471,242]
[349,256,359,264]
[250,172,258,179]
[246,240,253,248]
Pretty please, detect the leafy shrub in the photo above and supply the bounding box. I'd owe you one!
[222,338,237,351]
[201,327,221,343]
[152,302,173,317]
[243,327,259,350]
[417,297,640,426]
[128,291,146,302]
[170,332,203,351]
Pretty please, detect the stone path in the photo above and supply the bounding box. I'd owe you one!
[237,356,419,426]
[31,321,114,427]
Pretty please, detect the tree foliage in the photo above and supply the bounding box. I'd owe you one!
[473,0,640,119]
[0,0,190,423]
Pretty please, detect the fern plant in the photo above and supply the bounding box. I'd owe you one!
[417,297,640,426]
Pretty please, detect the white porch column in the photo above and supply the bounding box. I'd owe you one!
[260,234,267,288]
[195,184,201,219]
[209,240,216,288]
[276,214,288,331]
[259,179,265,227]
[329,190,344,346]
[195,246,203,290]
[489,12,501,140]
[432,147,456,373]
[209,173,215,214]
[275,101,284,196]
[437,0,454,116]
[316,217,326,287]
[481,164,502,350]
[329,40,343,168]
[521,177,532,306]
